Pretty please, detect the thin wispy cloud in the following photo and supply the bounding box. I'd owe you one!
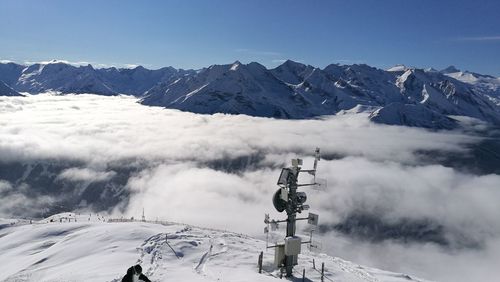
[235,48,282,57]
[334,59,352,63]
[334,59,365,64]
[453,35,500,42]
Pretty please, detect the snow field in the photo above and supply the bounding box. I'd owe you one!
[0,213,430,282]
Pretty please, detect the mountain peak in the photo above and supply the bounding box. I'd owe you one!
[440,65,460,74]
[230,61,241,71]
[83,64,95,70]
[387,64,409,72]
[271,60,312,85]
[273,60,309,74]
[42,59,72,66]
[281,59,305,68]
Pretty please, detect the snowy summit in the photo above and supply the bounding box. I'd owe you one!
[0,213,430,282]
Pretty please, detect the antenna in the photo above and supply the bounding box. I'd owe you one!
[307,229,315,251]
[311,147,320,182]
[263,148,322,278]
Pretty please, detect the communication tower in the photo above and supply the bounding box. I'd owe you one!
[264,148,324,277]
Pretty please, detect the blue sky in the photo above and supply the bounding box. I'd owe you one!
[0,0,499,75]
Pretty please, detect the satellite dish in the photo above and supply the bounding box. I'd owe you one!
[273,188,287,212]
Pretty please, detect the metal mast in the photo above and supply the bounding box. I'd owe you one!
[284,165,299,276]
[266,148,322,277]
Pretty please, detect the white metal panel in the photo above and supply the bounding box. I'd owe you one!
[284,236,301,256]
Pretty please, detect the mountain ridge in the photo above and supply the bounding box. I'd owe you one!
[1,60,500,128]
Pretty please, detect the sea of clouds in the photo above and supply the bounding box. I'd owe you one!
[1,93,499,281]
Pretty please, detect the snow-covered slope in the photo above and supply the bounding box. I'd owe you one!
[140,60,500,128]
[0,80,22,96]
[270,59,316,85]
[141,61,314,118]
[0,213,431,282]
[96,66,191,96]
[0,61,185,96]
[270,61,403,114]
[395,68,500,124]
[0,62,24,86]
[321,63,403,106]
[441,66,500,106]
[369,102,457,129]
[16,62,117,95]
[140,61,405,119]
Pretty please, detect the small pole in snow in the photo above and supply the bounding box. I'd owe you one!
[321,262,325,282]
[313,258,315,269]
[258,251,263,273]
[302,268,306,281]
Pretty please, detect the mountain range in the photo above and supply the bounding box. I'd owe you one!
[1,59,499,129]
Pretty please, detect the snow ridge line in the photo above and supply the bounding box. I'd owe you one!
[107,218,252,239]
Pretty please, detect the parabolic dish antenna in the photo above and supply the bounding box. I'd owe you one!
[272,188,287,212]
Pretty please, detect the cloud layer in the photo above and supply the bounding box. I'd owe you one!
[0,94,499,281]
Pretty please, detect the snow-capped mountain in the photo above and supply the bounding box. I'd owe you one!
[369,102,458,129]
[440,65,461,74]
[0,213,431,282]
[270,59,316,85]
[141,61,317,118]
[0,60,187,96]
[1,60,500,128]
[15,62,117,95]
[394,68,499,124]
[141,60,500,127]
[441,66,500,106]
[96,66,192,96]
